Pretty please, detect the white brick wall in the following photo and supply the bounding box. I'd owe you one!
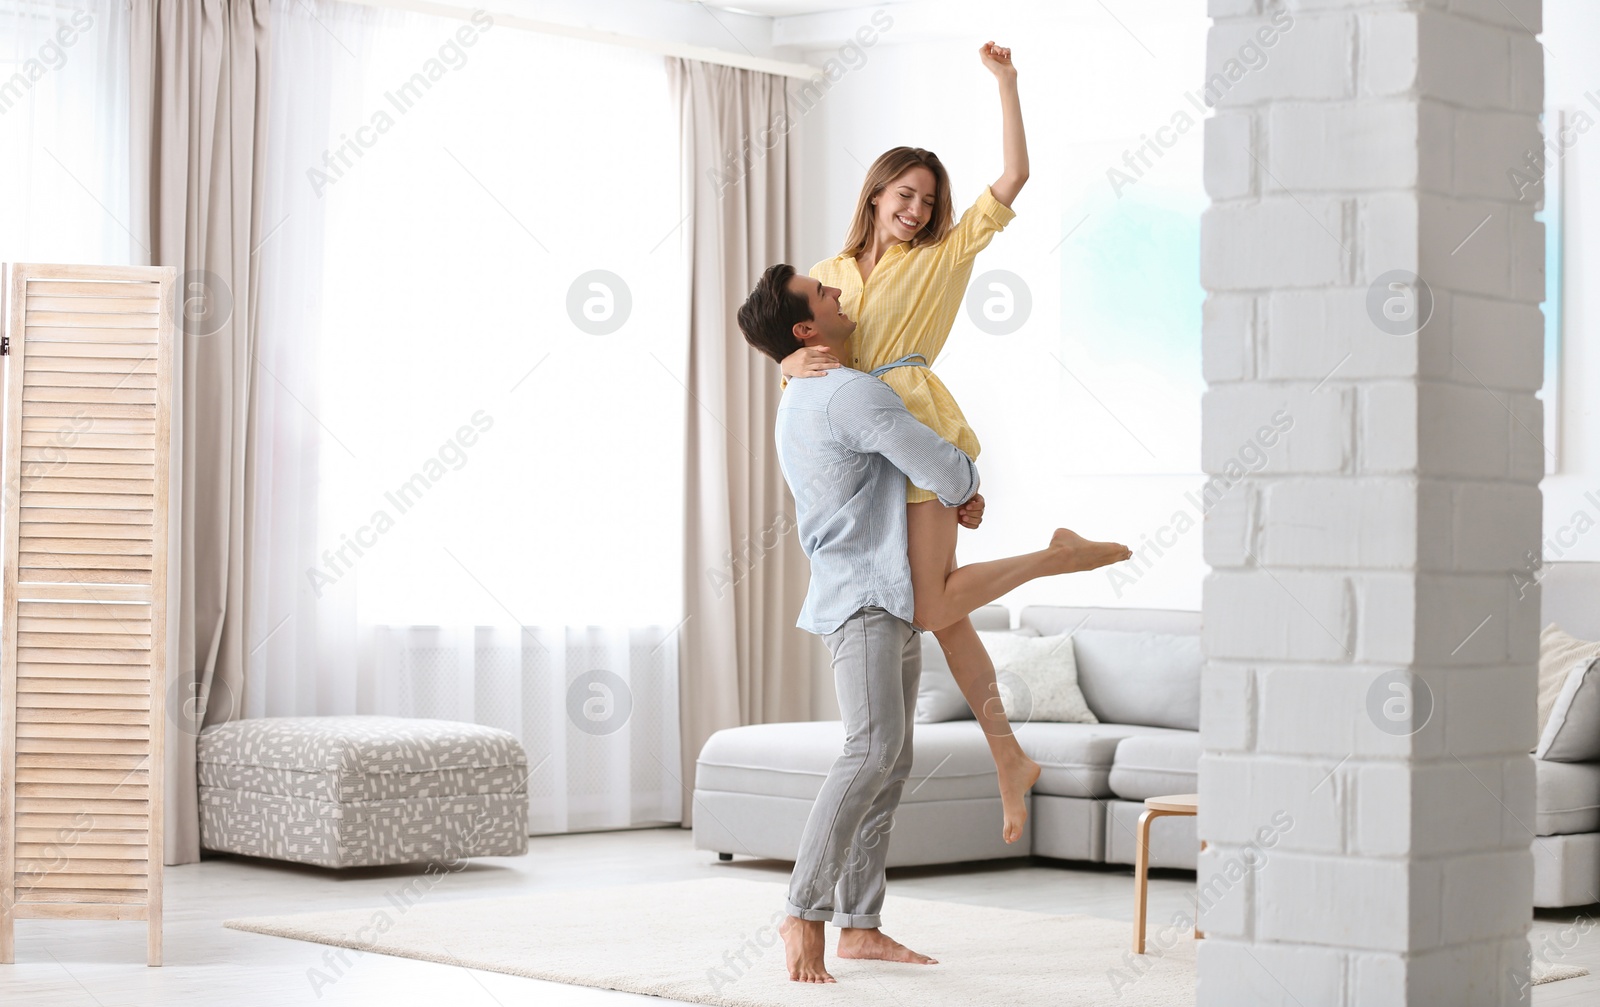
[1199,1,1541,1003]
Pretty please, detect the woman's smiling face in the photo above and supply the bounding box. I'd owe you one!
[873,165,938,244]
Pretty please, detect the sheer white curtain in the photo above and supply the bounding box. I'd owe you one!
[0,0,132,265]
[250,0,685,831]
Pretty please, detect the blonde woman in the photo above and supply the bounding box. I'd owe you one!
[781,43,1127,846]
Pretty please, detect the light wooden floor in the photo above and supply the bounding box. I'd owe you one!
[0,826,1595,1005]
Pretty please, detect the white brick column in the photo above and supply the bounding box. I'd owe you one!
[1197,1,1544,1004]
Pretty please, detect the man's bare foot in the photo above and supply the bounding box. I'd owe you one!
[1045,528,1132,575]
[995,750,1042,844]
[837,927,938,964]
[779,915,835,983]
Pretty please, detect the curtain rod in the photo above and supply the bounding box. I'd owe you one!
[337,0,825,79]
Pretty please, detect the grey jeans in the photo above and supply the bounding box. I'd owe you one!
[785,606,920,929]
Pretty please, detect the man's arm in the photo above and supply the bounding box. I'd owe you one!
[827,377,979,507]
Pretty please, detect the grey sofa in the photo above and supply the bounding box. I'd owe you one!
[693,562,1600,908]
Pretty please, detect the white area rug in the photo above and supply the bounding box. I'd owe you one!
[1535,961,1590,984]
[225,877,1199,1005]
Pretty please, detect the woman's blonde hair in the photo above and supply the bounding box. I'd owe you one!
[838,146,954,258]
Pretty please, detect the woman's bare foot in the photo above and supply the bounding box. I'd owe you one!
[779,915,835,983]
[995,749,1042,844]
[1045,528,1132,575]
[836,927,938,964]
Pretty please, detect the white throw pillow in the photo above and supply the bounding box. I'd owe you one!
[981,631,1098,726]
[1537,624,1600,738]
[1536,651,1600,763]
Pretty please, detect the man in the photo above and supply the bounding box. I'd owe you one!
[737,263,1129,984]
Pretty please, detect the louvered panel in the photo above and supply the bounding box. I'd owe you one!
[23,310,159,328]
[18,874,148,891]
[21,357,157,377]
[18,611,154,627]
[14,815,146,834]
[19,673,153,688]
[19,627,151,643]
[24,388,158,407]
[22,432,152,449]
[16,753,148,771]
[21,509,153,527]
[17,724,150,741]
[23,369,159,388]
[16,709,152,727]
[20,467,154,484]
[16,844,148,861]
[15,858,150,876]
[16,816,147,835]
[21,448,157,464]
[15,738,150,756]
[21,550,153,566]
[2,263,173,964]
[23,416,155,434]
[16,787,150,806]
[20,552,154,571]
[25,297,161,314]
[25,402,156,420]
[15,341,155,360]
[16,767,150,784]
[18,647,151,665]
[17,796,148,815]
[20,563,153,584]
[18,675,152,698]
[22,477,155,494]
[16,890,149,907]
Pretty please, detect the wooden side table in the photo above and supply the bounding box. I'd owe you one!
[1132,792,1201,954]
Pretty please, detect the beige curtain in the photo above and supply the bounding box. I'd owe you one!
[130,0,270,865]
[670,59,820,827]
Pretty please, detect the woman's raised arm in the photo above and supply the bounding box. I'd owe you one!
[980,41,1028,208]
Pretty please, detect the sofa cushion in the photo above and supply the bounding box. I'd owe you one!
[1537,759,1600,836]
[915,606,1017,723]
[1537,650,1600,762]
[1071,629,1202,731]
[695,720,999,804]
[1013,721,1189,799]
[1108,731,1202,800]
[1538,624,1600,738]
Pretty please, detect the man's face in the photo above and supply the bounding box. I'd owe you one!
[787,275,855,347]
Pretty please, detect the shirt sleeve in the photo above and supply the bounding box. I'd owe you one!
[941,185,1017,268]
[826,377,979,508]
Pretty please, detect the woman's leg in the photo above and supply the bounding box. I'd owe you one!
[933,617,1041,844]
[906,501,1045,844]
[907,502,1130,634]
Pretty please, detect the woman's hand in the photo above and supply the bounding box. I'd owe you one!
[957,493,985,530]
[780,345,841,379]
[978,41,1015,81]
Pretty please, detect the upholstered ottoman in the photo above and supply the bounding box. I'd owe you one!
[198,716,529,868]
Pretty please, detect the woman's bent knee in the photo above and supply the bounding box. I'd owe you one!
[916,605,961,634]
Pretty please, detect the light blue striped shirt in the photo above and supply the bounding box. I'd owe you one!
[776,367,980,635]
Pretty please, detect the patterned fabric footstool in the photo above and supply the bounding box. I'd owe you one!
[198,716,530,868]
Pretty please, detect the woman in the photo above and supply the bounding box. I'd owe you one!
[781,43,1128,845]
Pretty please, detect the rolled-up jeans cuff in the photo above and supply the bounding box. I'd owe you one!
[830,910,882,929]
[785,902,833,923]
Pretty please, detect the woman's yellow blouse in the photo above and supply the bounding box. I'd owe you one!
[809,185,1016,504]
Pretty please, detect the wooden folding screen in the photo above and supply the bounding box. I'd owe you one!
[0,263,176,966]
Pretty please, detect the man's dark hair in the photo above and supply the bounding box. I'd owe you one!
[738,263,812,362]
